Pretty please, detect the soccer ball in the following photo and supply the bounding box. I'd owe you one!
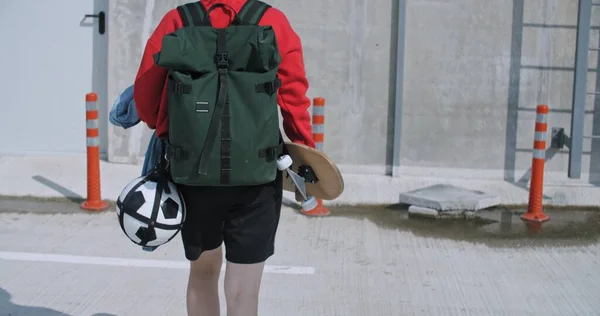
[116,174,186,249]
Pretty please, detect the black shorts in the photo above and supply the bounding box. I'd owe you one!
[176,172,283,264]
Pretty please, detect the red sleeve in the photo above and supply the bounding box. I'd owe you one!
[261,9,315,148]
[133,9,183,129]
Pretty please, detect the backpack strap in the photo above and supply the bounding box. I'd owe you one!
[237,0,271,25]
[196,29,230,183]
[239,0,281,99]
[177,1,208,27]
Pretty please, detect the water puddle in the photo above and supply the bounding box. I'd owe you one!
[326,205,600,248]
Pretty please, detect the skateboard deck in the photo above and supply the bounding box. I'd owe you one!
[280,142,344,200]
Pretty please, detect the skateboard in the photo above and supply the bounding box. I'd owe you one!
[276,142,344,211]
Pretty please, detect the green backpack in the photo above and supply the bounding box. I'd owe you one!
[153,0,283,186]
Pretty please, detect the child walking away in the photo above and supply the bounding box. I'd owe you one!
[133,1,315,315]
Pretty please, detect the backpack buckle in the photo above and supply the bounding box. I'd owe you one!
[171,82,191,95]
[173,83,183,94]
[166,146,187,160]
[259,145,281,161]
[266,147,277,158]
[264,82,276,94]
[215,52,228,68]
[255,78,281,95]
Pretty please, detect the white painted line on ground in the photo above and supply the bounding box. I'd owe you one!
[0,251,316,275]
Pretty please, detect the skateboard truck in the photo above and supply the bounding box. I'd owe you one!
[276,155,318,211]
[297,165,318,183]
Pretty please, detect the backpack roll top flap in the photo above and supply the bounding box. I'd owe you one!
[154,29,217,73]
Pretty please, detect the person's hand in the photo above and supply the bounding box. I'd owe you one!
[295,188,304,202]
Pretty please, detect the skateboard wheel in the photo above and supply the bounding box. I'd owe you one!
[301,196,318,211]
[276,155,293,170]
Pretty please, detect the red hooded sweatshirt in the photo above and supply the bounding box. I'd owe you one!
[133,0,315,148]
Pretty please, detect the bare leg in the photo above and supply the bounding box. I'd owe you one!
[187,246,223,316]
[224,261,266,316]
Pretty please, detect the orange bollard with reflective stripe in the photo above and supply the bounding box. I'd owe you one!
[80,93,110,211]
[312,97,325,151]
[301,97,331,217]
[522,104,549,222]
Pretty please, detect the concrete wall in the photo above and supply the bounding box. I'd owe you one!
[400,0,600,183]
[107,0,600,183]
[107,0,394,169]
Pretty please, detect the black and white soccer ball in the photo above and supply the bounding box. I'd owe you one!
[116,174,186,249]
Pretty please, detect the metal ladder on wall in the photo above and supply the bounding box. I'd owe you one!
[552,0,600,178]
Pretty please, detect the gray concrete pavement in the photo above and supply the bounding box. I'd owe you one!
[1,202,600,316]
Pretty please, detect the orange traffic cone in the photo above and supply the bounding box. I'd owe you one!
[521,105,550,223]
[301,97,331,217]
[301,198,330,216]
[80,92,110,212]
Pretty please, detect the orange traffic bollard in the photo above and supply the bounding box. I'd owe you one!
[522,104,550,223]
[312,97,325,151]
[301,97,331,217]
[80,92,110,211]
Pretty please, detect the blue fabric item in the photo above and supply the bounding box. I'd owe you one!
[108,85,139,128]
[109,85,163,176]
[143,135,164,177]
